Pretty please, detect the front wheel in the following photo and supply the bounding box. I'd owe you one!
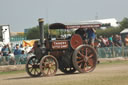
[26,56,41,77]
[73,45,97,73]
[40,55,58,76]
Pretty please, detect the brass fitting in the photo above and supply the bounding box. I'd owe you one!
[38,18,44,22]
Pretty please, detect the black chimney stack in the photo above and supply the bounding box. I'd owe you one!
[38,18,44,45]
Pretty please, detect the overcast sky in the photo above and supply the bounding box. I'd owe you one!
[0,0,128,32]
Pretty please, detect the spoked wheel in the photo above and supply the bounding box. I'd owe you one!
[59,67,76,74]
[73,45,97,73]
[26,56,41,77]
[40,55,58,76]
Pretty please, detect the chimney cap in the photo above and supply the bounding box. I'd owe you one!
[38,18,44,22]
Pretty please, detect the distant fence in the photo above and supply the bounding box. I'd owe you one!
[0,55,26,65]
[0,53,34,66]
[0,46,128,65]
[97,46,128,58]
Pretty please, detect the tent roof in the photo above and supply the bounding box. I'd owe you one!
[120,28,128,34]
[49,22,101,29]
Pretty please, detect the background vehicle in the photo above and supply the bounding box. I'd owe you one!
[0,25,10,45]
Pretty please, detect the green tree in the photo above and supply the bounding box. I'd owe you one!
[120,17,128,30]
[96,27,122,37]
[96,18,128,37]
[26,24,49,39]
[26,26,40,39]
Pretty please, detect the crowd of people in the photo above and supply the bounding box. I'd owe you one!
[95,34,123,48]
[75,28,127,48]
[0,44,32,65]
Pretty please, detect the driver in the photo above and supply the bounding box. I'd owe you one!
[28,41,43,59]
[75,28,86,40]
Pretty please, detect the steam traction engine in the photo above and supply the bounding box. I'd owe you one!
[26,18,101,77]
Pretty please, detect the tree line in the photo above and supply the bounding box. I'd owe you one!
[25,17,128,39]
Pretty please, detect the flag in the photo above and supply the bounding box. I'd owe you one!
[23,40,31,47]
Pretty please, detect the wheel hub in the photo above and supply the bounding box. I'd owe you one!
[83,56,88,62]
[32,65,39,68]
[45,63,52,68]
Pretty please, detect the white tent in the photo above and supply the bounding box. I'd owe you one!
[120,28,128,34]
[80,18,119,27]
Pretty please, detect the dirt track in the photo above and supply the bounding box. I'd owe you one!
[0,61,128,85]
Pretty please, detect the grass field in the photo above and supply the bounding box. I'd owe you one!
[0,60,128,85]
[0,70,25,75]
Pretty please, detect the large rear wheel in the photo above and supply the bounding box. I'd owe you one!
[73,45,97,73]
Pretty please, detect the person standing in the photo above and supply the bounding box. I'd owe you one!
[86,28,96,47]
[1,44,11,62]
[1,45,10,56]
[14,44,21,55]
[14,44,22,64]
[124,34,128,46]
[108,35,113,46]
[19,50,26,64]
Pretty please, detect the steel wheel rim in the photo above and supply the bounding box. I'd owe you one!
[73,45,97,73]
[40,55,58,76]
[26,56,41,77]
